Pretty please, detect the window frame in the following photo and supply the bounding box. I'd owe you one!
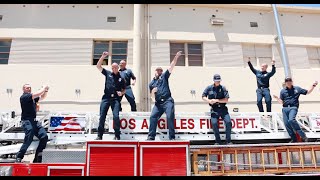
[306,46,320,68]
[169,41,203,67]
[0,39,12,65]
[242,43,273,67]
[306,46,320,60]
[92,40,128,65]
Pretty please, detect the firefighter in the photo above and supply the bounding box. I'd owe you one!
[119,60,137,112]
[273,77,318,143]
[247,57,276,112]
[202,74,232,145]
[147,51,182,140]
[95,51,126,140]
[16,84,49,163]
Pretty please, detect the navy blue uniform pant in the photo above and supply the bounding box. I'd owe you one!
[98,96,121,138]
[282,107,306,142]
[148,98,175,140]
[256,88,272,112]
[16,120,48,162]
[211,107,232,144]
[119,87,137,112]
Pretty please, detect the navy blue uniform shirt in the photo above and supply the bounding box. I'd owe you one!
[102,68,126,98]
[119,68,136,87]
[149,70,172,102]
[202,85,229,107]
[248,61,276,88]
[20,93,39,120]
[280,86,308,108]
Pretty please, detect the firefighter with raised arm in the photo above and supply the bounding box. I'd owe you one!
[95,51,126,140]
[247,57,276,112]
[147,51,182,141]
[273,77,318,143]
[16,84,49,163]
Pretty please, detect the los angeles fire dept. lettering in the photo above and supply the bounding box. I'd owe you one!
[118,117,257,131]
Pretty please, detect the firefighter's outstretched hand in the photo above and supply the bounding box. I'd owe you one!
[102,51,109,58]
[176,51,182,57]
[313,81,318,87]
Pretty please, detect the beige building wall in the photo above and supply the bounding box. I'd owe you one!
[0,4,320,114]
[147,4,320,112]
[149,4,320,45]
[9,38,93,64]
[0,4,134,39]
[204,42,244,67]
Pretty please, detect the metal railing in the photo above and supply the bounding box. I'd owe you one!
[1,111,320,143]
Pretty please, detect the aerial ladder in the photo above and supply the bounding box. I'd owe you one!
[192,142,320,175]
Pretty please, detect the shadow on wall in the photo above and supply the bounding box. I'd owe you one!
[213,25,230,50]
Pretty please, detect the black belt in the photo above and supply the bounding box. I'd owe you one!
[211,104,226,109]
[110,93,121,99]
[258,86,269,89]
[156,96,171,103]
[21,118,37,121]
[104,93,119,99]
[283,105,298,108]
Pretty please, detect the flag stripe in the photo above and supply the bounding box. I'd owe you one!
[49,116,85,132]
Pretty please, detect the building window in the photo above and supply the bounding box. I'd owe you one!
[170,43,185,66]
[111,41,128,64]
[93,41,128,65]
[307,47,320,68]
[0,40,12,65]
[170,42,203,67]
[242,43,272,67]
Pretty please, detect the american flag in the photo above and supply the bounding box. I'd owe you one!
[49,116,85,132]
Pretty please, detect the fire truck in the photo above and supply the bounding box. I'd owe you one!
[1,110,320,176]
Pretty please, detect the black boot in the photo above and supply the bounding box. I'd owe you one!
[113,136,120,140]
[33,155,43,163]
[15,158,22,163]
[95,136,102,140]
[146,137,155,141]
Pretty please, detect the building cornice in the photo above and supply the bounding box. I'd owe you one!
[157,4,320,14]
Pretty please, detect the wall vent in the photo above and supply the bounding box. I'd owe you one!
[210,18,224,25]
[250,22,258,27]
[107,16,116,22]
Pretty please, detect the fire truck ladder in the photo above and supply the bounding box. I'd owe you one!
[191,142,320,176]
